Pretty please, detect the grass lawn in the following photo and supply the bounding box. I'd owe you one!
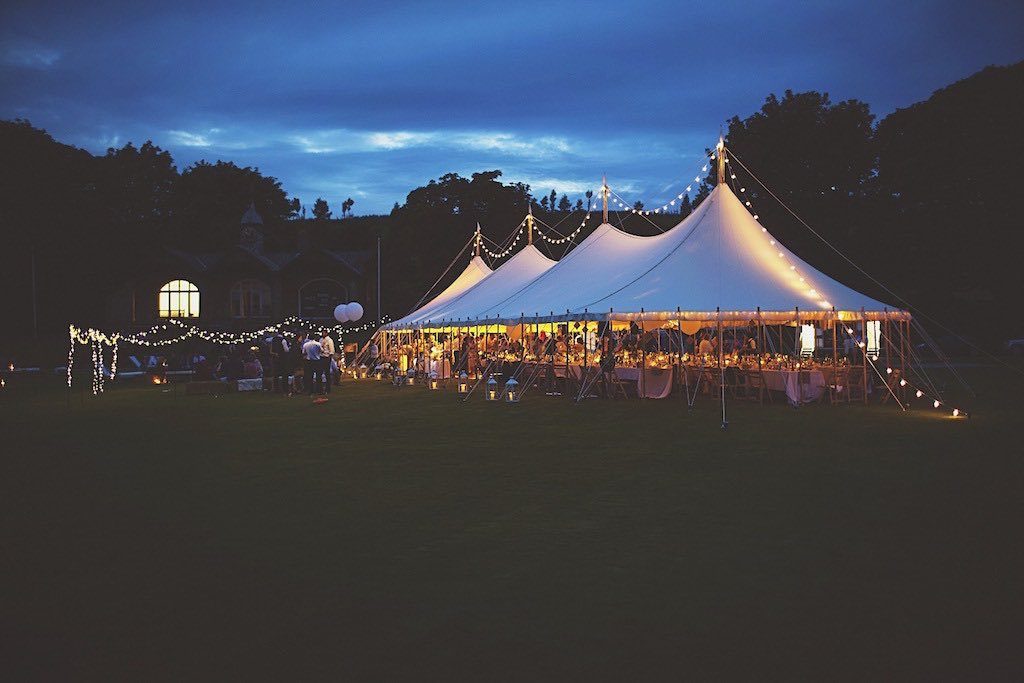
[2,367,1022,680]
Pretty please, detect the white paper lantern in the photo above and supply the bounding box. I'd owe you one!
[345,302,364,322]
[334,304,350,323]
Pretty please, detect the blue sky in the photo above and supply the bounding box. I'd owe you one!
[2,0,1022,214]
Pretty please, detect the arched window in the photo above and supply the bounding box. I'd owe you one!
[299,279,347,319]
[230,279,271,318]
[159,279,200,318]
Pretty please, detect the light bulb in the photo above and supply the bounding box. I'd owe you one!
[933,400,940,408]
[952,409,960,417]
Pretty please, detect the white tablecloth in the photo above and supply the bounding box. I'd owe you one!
[429,359,452,378]
[761,370,827,406]
[615,366,674,399]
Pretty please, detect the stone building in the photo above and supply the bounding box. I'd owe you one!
[105,204,376,330]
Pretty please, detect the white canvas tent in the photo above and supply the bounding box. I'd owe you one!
[468,182,905,325]
[388,180,905,328]
[366,142,954,414]
[406,244,557,328]
[390,254,492,330]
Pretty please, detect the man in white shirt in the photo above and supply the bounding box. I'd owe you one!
[302,335,324,395]
[320,332,336,393]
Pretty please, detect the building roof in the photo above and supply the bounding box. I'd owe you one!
[162,245,371,276]
[240,202,263,225]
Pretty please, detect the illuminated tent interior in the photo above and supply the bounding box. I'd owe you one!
[369,141,934,412]
[386,147,905,329]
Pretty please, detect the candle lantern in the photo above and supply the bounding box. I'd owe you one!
[504,377,521,403]
[485,376,498,401]
[405,368,416,386]
[457,371,469,394]
[358,364,368,379]
[428,371,439,390]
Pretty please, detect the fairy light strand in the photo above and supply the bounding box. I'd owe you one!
[68,315,391,394]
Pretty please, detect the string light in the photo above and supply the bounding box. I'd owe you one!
[837,323,966,418]
[68,315,391,394]
[534,212,593,245]
[478,217,528,260]
[609,152,715,215]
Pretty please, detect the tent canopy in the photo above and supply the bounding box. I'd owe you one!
[413,244,556,327]
[390,183,906,329]
[389,255,491,329]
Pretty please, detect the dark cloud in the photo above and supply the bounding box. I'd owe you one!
[2,0,1022,212]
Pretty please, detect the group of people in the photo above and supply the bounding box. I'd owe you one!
[268,330,341,396]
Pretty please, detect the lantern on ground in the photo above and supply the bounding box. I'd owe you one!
[358,364,368,379]
[485,376,499,401]
[405,368,416,386]
[428,371,439,390]
[505,377,520,403]
[375,365,384,380]
[457,371,469,394]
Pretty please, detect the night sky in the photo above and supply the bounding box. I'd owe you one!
[2,0,1022,214]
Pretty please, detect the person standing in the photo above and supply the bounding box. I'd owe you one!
[269,331,290,393]
[302,334,323,395]
[368,340,379,375]
[320,330,335,393]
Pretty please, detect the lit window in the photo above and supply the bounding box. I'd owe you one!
[230,279,271,318]
[159,279,200,318]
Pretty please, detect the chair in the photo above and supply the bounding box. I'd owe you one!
[723,366,742,399]
[880,368,902,404]
[700,368,722,399]
[738,369,768,404]
[828,367,849,404]
[605,369,632,399]
[846,366,868,403]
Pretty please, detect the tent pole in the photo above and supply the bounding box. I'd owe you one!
[640,308,646,400]
[566,310,572,400]
[718,306,727,430]
[549,311,555,395]
[796,306,801,405]
[676,307,684,403]
[602,175,609,224]
[831,308,839,405]
[901,317,910,406]
[862,308,869,405]
[585,309,593,385]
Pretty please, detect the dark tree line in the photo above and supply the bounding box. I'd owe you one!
[1,60,1021,354]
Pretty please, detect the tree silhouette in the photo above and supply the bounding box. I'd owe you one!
[548,189,557,212]
[575,198,583,211]
[312,197,331,220]
[540,195,549,212]
[558,194,571,212]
